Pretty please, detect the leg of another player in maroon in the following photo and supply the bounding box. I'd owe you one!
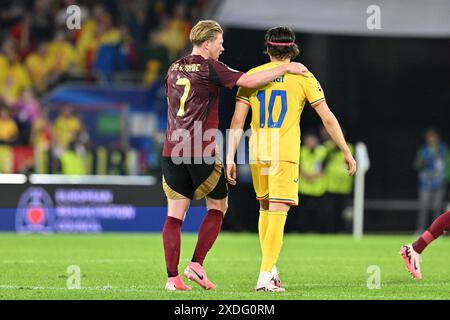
[413,211,450,254]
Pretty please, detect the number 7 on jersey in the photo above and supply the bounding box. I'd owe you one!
[176,78,191,116]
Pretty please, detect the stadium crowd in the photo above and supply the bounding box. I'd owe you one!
[0,0,208,175]
[1,1,449,235]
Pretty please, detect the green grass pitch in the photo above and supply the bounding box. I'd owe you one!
[0,232,449,300]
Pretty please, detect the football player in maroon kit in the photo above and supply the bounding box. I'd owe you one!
[161,20,309,291]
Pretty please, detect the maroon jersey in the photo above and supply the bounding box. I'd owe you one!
[162,55,244,158]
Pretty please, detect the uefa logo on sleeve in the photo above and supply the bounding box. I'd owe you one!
[16,187,55,233]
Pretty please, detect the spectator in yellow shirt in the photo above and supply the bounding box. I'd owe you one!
[31,108,52,174]
[0,47,31,105]
[47,30,79,74]
[0,105,19,144]
[76,5,121,72]
[31,108,52,151]
[52,105,81,154]
[25,42,52,92]
[76,3,106,70]
[60,141,86,175]
[0,54,9,89]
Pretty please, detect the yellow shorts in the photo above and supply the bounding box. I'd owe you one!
[250,160,299,206]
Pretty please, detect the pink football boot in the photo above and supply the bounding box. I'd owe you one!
[184,262,216,290]
[400,244,422,280]
[165,275,192,291]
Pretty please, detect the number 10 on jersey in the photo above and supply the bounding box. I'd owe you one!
[257,90,287,128]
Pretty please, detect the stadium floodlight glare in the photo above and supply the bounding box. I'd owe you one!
[29,174,157,186]
[0,174,28,184]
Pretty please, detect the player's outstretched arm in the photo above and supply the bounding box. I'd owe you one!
[314,101,357,176]
[236,62,308,89]
[226,101,250,185]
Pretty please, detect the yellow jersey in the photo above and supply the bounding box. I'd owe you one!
[47,41,79,72]
[1,63,31,104]
[236,62,325,164]
[53,116,81,148]
[0,54,8,87]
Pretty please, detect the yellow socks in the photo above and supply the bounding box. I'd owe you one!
[258,210,269,254]
[260,211,287,272]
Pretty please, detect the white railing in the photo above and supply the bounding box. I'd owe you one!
[0,174,156,186]
[353,142,370,239]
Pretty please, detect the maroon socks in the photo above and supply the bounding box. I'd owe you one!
[192,209,224,265]
[413,211,450,254]
[162,216,183,277]
[163,209,224,277]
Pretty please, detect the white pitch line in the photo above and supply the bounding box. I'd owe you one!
[1,261,449,289]
[0,284,446,300]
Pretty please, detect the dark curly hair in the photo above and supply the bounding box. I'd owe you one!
[264,26,299,60]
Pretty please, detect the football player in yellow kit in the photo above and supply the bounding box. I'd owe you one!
[226,26,356,292]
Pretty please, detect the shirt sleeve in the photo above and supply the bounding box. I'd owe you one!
[208,60,244,89]
[236,87,252,107]
[302,72,325,107]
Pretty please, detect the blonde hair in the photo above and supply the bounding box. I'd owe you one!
[189,20,223,46]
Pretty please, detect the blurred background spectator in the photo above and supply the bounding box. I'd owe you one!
[52,104,81,155]
[12,88,41,145]
[0,104,19,145]
[321,127,355,233]
[414,128,448,234]
[60,140,86,175]
[288,131,327,233]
